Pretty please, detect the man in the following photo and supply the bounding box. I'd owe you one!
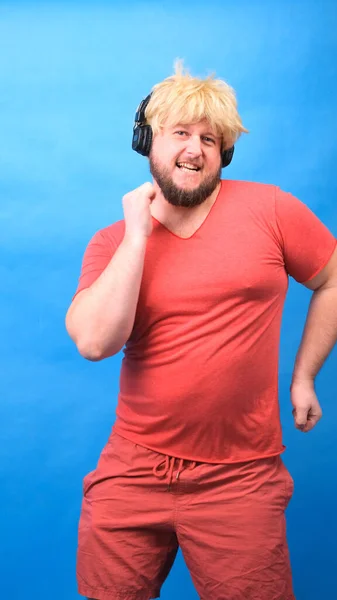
[66,62,337,600]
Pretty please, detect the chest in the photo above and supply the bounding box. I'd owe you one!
[136,217,287,323]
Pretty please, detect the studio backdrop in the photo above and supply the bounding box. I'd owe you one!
[1,1,336,599]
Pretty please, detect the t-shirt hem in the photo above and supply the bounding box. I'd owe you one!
[112,425,286,465]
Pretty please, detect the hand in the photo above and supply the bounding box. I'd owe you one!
[290,379,323,433]
[123,182,156,240]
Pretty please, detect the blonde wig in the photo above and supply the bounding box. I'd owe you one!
[145,60,248,149]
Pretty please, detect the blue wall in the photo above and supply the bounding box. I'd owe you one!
[1,1,336,598]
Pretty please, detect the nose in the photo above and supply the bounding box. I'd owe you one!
[185,134,202,158]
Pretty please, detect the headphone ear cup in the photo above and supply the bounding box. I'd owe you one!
[142,125,153,157]
[132,126,142,154]
[132,125,153,157]
[221,145,235,168]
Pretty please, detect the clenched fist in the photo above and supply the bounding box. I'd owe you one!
[123,182,156,240]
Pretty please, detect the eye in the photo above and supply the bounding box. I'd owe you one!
[174,130,188,137]
[202,136,216,145]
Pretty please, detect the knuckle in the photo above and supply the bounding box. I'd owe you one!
[122,192,131,203]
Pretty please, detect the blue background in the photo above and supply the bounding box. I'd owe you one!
[1,1,336,598]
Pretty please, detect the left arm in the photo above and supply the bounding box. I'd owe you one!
[291,246,337,432]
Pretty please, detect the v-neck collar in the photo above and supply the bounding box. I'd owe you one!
[151,181,223,241]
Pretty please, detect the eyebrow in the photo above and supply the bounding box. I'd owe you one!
[172,125,220,139]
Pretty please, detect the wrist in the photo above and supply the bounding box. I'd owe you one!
[123,232,148,248]
[290,375,315,389]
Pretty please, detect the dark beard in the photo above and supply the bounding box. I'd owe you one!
[149,156,221,208]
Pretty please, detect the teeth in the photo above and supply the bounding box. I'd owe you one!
[177,163,199,171]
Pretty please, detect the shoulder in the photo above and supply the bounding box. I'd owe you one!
[219,179,278,215]
[91,219,126,249]
[220,179,277,200]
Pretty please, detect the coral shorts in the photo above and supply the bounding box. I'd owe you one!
[77,430,295,600]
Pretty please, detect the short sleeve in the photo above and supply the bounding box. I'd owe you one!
[275,188,336,283]
[73,228,118,299]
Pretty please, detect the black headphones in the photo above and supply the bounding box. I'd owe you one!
[132,94,234,168]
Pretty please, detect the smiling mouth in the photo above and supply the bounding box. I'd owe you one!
[176,162,201,172]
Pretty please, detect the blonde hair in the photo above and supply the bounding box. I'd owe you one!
[145,60,248,149]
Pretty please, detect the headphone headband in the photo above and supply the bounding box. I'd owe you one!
[134,94,152,126]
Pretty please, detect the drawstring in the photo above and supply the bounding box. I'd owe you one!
[153,455,197,490]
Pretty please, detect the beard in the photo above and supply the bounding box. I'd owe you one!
[149,156,221,208]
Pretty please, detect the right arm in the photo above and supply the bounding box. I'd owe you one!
[65,182,155,361]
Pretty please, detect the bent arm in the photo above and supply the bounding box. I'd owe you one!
[291,246,337,385]
[66,234,147,361]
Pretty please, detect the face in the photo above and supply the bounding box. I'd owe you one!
[149,120,222,208]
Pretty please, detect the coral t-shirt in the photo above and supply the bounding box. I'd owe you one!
[74,180,336,463]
